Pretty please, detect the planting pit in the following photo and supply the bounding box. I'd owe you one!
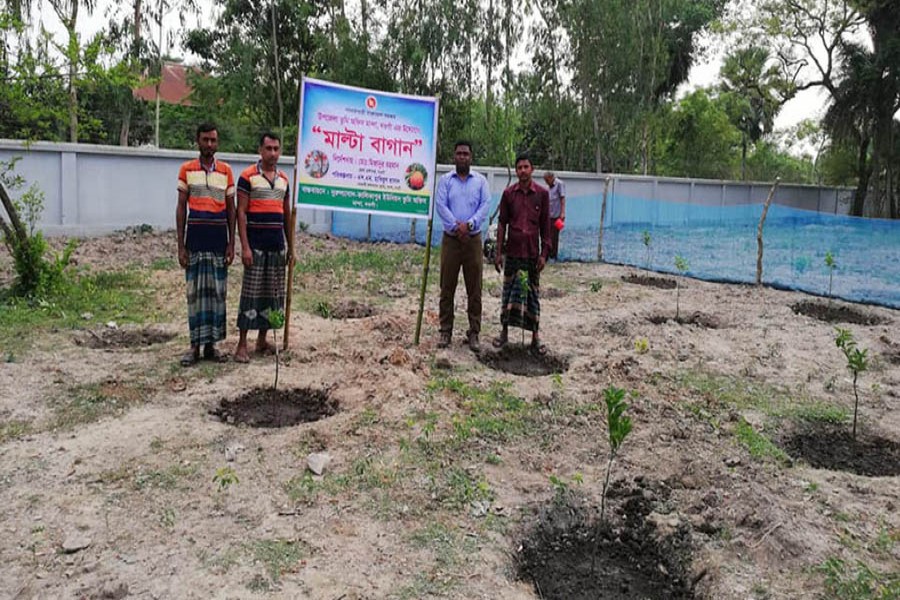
[790,301,887,325]
[478,345,569,377]
[518,480,695,600]
[75,326,176,349]
[780,424,900,477]
[622,274,677,289]
[647,312,720,328]
[210,387,338,428]
[331,300,376,319]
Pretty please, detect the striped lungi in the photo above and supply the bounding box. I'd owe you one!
[186,251,228,346]
[237,248,286,330]
[500,256,541,332]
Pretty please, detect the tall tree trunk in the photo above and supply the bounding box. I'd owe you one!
[850,136,871,217]
[271,0,284,135]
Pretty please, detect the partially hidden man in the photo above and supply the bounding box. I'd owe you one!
[234,132,292,363]
[493,153,551,355]
[176,122,236,366]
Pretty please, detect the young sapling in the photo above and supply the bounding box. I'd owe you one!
[834,327,869,440]
[642,230,652,269]
[824,251,836,302]
[267,309,286,390]
[592,385,633,571]
[674,255,689,320]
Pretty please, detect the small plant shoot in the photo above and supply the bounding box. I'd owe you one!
[834,327,869,440]
[824,251,836,300]
[268,309,286,390]
[593,385,633,572]
[674,255,689,319]
[213,466,239,491]
[634,338,649,354]
[642,230,652,269]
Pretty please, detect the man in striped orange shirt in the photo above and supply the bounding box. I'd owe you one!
[176,123,236,366]
[233,132,292,363]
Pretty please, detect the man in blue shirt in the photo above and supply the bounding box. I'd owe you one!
[435,140,491,352]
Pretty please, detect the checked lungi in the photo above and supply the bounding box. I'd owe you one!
[237,248,286,330]
[186,251,228,346]
[500,256,541,332]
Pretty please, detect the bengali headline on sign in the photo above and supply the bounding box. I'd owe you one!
[295,77,439,219]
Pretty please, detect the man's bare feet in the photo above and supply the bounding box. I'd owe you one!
[255,340,276,355]
[233,345,250,363]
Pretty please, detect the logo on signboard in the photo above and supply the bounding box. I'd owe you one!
[365,96,377,110]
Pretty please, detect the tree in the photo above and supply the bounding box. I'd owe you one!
[758,0,900,217]
[718,45,789,179]
[654,88,740,179]
[558,0,726,173]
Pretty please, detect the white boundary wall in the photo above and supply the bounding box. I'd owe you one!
[0,139,853,236]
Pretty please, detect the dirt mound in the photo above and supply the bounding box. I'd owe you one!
[622,274,677,289]
[211,387,338,428]
[75,326,176,349]
[780,424,900,477]
[647,312,720,328]
[791,301,887,326]
[478,344,569,376]
[331,300,376,319]
[518,480,695,600]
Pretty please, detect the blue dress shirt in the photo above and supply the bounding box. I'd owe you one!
[435,170,491,235]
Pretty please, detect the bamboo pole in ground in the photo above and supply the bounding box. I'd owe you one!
[597,176,611,261]
[413,218,434,345]
[756,177,781,285]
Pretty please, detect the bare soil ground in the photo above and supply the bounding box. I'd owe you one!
[1,230,898,599]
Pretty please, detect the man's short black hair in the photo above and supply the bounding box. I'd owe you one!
[259,131,281,146]
[514,152,532,166]
[196,122,218,138]
[454,140,473,153]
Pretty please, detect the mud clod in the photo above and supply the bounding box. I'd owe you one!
[791,301,887,325]
[780,424,900,477]
[478,345,569,377]
[622,274,677,289]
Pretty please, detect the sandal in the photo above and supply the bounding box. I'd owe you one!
[530,342,548,356]
[492,335,508,349]
[180,351,199,367]
[203,345,229,362]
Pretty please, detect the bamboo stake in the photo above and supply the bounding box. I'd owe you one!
[756,178,781,285]
[284,78,305,349]
[413,218,434,345]
[596,176,611,261]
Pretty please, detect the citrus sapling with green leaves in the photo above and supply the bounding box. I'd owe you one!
[834,327,869,440]
[213,466,239,491]
[642,230,652,269]
[592,385,633,572]
[674,255,689,320]
[267,309,286,390]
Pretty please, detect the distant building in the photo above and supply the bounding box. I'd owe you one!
[133,62,199,105]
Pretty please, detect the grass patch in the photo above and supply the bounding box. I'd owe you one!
[0,419,32,443]
[51,380,147,429]
[150,257,177,271]
[426,377,534,447]
[820,557,900,600]
[133,463,198,491]
[0,269,153,353]
[734,419,790,464]
[294,245,428,298]
[677,371,849,424]
[245,538,308,584]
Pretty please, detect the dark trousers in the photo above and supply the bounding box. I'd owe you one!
[439,232,483,336]
[549,222,561,259]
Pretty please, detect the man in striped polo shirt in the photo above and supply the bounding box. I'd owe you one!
[176,122,236,366]
[233,132,292,363]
